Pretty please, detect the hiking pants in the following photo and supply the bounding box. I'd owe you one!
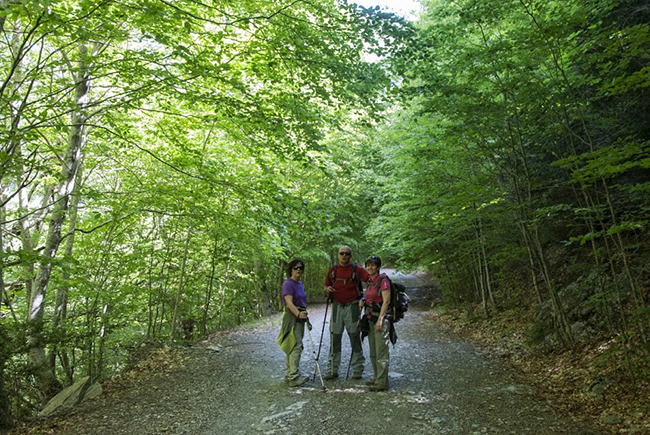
[285,319,305,381]
[368,318,390,387]
[327,302,364,376]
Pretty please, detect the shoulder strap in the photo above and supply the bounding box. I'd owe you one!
[377,273,389,301]
[352,263,363,297]
[331,264,337,281]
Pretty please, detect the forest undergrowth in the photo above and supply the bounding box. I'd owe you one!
[432,307,650,434]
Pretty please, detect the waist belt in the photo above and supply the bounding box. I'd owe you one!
[285,305,307,322]
[296,306,307,322]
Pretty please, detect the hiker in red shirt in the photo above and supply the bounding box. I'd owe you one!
[323,245,371,380]
[360,255,391,391]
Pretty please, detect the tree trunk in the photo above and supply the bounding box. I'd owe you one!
[49,159,83,384]
[531,226,575,346]
[170,220,193,341]
[257,261,274,317]
[277,259,286,310]
[470,264,480,304]
[146,220,157,339]
[0,325,12,431]
[479,263,489,318]
[5,19,39,316]
[218,248,233,328]
[602,181,647,342]
[518,220,544,305]
[478,216,497,312]
[201,233,220,336]
[95,303,110,379]
[0,204,14,430]
[475,243,489,318]
[27,41,91,399]
[152,224,175,338]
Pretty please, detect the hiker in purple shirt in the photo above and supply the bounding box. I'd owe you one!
[277,259,310,387]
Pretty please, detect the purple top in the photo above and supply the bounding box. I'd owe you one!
[282,279,307,307]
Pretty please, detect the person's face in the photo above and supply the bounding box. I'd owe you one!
[291,263,304,280]
[338,248,352,265]
[365,262,379,276]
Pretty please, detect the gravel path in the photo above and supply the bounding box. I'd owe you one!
[27,271,603,435]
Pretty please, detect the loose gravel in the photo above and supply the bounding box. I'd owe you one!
[19,272,603,435]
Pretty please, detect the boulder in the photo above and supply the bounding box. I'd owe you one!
[40,376,91,417]
[83,383,103,401]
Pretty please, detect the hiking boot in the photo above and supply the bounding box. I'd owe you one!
[323,373,339,380]
[369,384,388,392]
[288,377,309,387]
[351,373,363,380]
[365,379,376,386]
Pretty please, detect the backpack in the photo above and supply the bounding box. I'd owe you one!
[377,273,410,323]
[331,263,363,298]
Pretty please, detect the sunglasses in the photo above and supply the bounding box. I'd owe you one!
[338,252,351,256]
[292,266,304,271]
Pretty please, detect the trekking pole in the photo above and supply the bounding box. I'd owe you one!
[306,320,326,390]
[313,294,331,381]
[345,308,364,380]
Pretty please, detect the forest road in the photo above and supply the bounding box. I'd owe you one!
[37,270,603,435]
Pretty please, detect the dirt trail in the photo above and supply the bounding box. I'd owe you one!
[19,271,603,435]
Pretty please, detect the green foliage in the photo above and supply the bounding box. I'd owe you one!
[2,0,649,426]
[0,0,406,424]
[369,0,650,362]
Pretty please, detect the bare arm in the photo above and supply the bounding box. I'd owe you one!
[284,294,308,320]
[377,288,390,331]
